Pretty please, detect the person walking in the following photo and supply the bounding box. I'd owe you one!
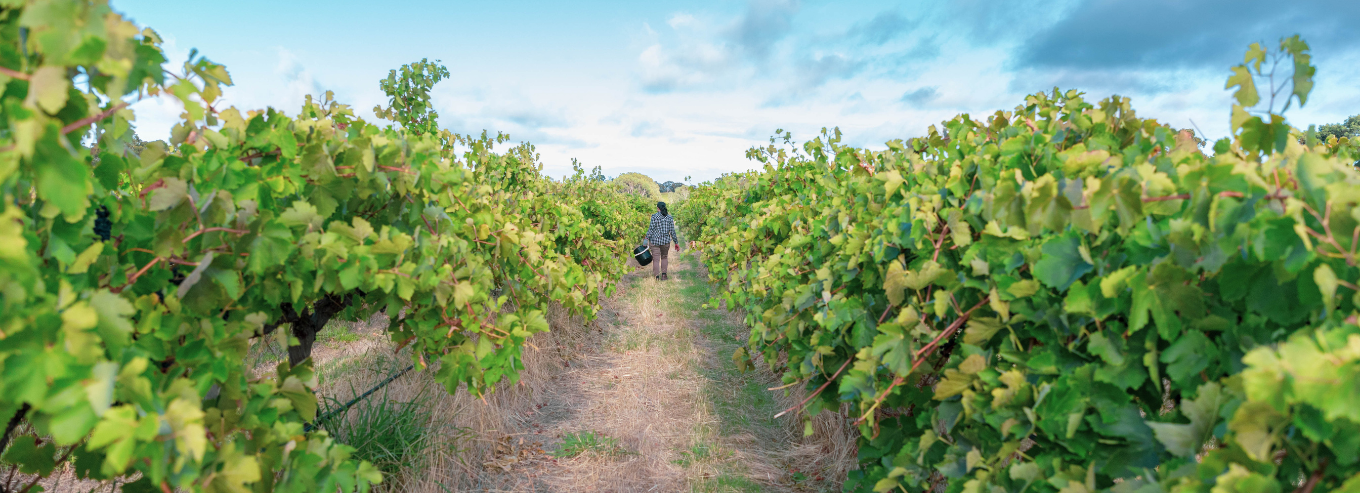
[645,201,680,280]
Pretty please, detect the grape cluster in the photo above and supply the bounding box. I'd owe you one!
[93,206,112,241]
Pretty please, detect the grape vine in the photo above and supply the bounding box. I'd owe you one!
[679,37,1360,492]
[0,1,643,491]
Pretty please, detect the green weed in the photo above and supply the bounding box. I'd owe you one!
[553,430,628,458]
[693,473,764,493]
[315,376,452,479]
[319,329,361,344]
[317,321,363,345]
[672,443,713,467]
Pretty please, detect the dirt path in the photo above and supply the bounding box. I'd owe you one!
[473,254,847,492]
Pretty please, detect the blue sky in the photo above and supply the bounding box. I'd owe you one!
[115,0,1360,184]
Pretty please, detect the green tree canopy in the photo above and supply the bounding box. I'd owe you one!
[1318,114,1360,142]
[610,172,661,200]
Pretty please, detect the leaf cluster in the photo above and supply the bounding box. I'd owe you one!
[373,58,449,136]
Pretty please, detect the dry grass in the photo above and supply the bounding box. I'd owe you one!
[775,395,860,486]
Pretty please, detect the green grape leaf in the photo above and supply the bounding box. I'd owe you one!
[1146,382,1229,457]
[1,435,57,476]
[1228,401,1286,462]
[34,129,90,219]
[1032,232,1092,291]
[1225,66,1259,108]
[934,369,974,400]
[963,317,1003,346]
[278,376,317,422]
[280,201,324,230]
[872,323,913,376]
[147,177,187,211]
[27,66,71,113]
[205,445,261,493]
[883,261,908,306]
[94,152,126,190]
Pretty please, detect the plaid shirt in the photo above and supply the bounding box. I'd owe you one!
[646,212,678,246]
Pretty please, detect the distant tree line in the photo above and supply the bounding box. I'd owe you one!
[1317,114,1359,142]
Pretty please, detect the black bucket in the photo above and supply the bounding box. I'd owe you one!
[633,245,653,266]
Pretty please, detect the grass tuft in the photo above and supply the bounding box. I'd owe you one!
[672,443,713,467]
[314,363,464,481]
[552,430,629,458]
[317,326,361,344]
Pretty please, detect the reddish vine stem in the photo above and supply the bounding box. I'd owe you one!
[923,221,953,302]
[854,375,905,427]
[237,149,281,162]
[515,251,549,280]
[913,297,988,361]
[1349,226,1360,261]
[378,165,416,175]
[182,227,248,243]
[0,66,29,80]
[855,296,990,426]
[1143,193,1189,203]
[449,192,472,212]
[138,178,166,207]
[61,101,130,135]
[117,257,163,292]
[1301,201,1356,266]
[930,224,951,263]
[877,304,895,324]
[772,357,853,419]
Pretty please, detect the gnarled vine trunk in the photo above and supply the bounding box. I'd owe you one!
[259,293,358,367]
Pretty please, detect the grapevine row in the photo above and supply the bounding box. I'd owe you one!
[0,2,645,491]
[678,37,1360,492]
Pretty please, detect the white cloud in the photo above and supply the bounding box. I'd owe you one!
[129,94,185,141]
[667,13,696,29]
[634,0,805,93]
[269,48,324,114]
[637,42,736,91]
